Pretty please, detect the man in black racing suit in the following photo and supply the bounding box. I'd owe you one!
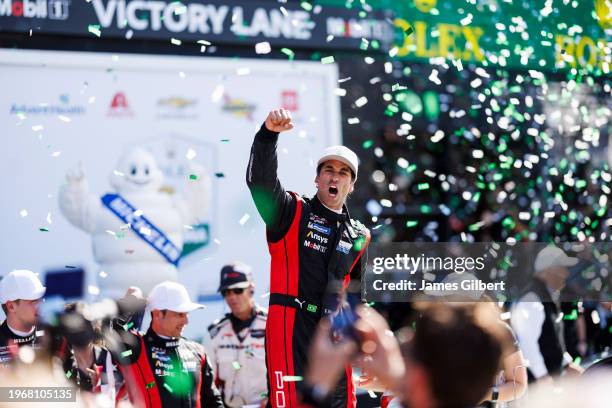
[247,108,370,408]
[112,283,224,408]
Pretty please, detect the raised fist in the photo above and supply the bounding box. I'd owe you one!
[264,108,294,133]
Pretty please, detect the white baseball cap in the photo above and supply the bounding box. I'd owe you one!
[148,281,204,313]
[0,270,46,304]
[317,146,359,179]
[534,246,578,272]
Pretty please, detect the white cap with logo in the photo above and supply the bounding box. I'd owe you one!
[317,146,359,179]
[148,281,204,313]
[0,270,46,304]
[534,246,578,272]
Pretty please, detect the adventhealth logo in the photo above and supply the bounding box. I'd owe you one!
[9,94,86,116]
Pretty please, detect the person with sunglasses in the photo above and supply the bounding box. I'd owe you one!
[208,262,268,408]
[0,269,46,367]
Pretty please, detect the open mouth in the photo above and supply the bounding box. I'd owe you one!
[328,186,338,197]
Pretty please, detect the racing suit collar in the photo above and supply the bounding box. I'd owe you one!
[146,326,181,348]
[311,195,349,222]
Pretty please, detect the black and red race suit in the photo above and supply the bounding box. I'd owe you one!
[113,326,224,408]
[247,125,370,408]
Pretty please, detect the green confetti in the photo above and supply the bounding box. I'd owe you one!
[146,382,156,389]
[404,25,414,37]
[563,309,578,321]
[573,356,582,365]
[321,56,335,64]
[88,25,101,37]
[164,383,174,393]
[417,183,430,191]
[362,140,374,149]
[214,172,225,178]
[39,227,49,232]
[406,220,418,228]
[281,48,295,60]
[300,1,312,11]
[121,350,133,357]
[65,370,73,378]
[232,361,241,370]
[220,139,230,143]
[189,174,198,180]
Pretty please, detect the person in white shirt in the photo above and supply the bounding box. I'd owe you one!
[208,262,268,408]
[511,246,584,383]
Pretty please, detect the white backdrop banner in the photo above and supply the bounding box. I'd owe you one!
[0,49,341,338]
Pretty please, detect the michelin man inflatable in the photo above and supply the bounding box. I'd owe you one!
[59,147,208,297]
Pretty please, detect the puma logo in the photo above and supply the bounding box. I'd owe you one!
[294,298,305,308]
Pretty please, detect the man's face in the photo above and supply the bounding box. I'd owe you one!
[222,287,253,317]
[6,298,42,328]
[315,159,355,210]
[545,266,570,291]
[153,310,189,337]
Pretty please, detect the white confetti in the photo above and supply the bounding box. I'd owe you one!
[99,271,108,278]
[428,69,441,85]
[19,209,28,217]
[347,117,360,125]
[334,88,347,96]
[237,67,251,76]
[239,213,250,225]
[51,151,61,157]
[46,213,52,224]
[212,84,224,102]
[460,13,473,26]
[133,209,144,217]
[179,71,186,78]
[170,38,182,46]
[186,148,197,160]
[32,125,44,132]
[88,285,100,295]
[355,96,368,108]
[255,41,271,54]
[58,115,71,123]
[139,227,151,236]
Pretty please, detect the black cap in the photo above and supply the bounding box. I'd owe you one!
[218,262,253,292]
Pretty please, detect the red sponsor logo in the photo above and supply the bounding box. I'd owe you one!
[107,92,133,117]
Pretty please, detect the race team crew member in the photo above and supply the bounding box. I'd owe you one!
[208,262,268,408]
[246,108,370,408]
[113,282,224,408]
[0,270,47,367]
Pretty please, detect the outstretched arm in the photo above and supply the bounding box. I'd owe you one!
[246,109,297,242]
[58,163,99,233]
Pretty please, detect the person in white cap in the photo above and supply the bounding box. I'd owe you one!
[0,269,46,367]
[207,262,267,408]
[246,108,370,408]
[112,283,223,408]
[510,246,584,384]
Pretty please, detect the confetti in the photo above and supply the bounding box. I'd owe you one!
[170,38,182,46]
[189,174,198,180]
[232,361,241,370]
[186,148,197,160]
[321,56,335,64]
[239,214,250,225]
[39,227,49,232]
[88,25,101,37]
[88,285,100,295]
[19,209,28,217]
[121,350,133,358]
[282,376,303,382]
[255,42,271,54]
[355,96,368,107]
[281,48,295,60]
[347,117,360,124]
[237,67,251,76]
